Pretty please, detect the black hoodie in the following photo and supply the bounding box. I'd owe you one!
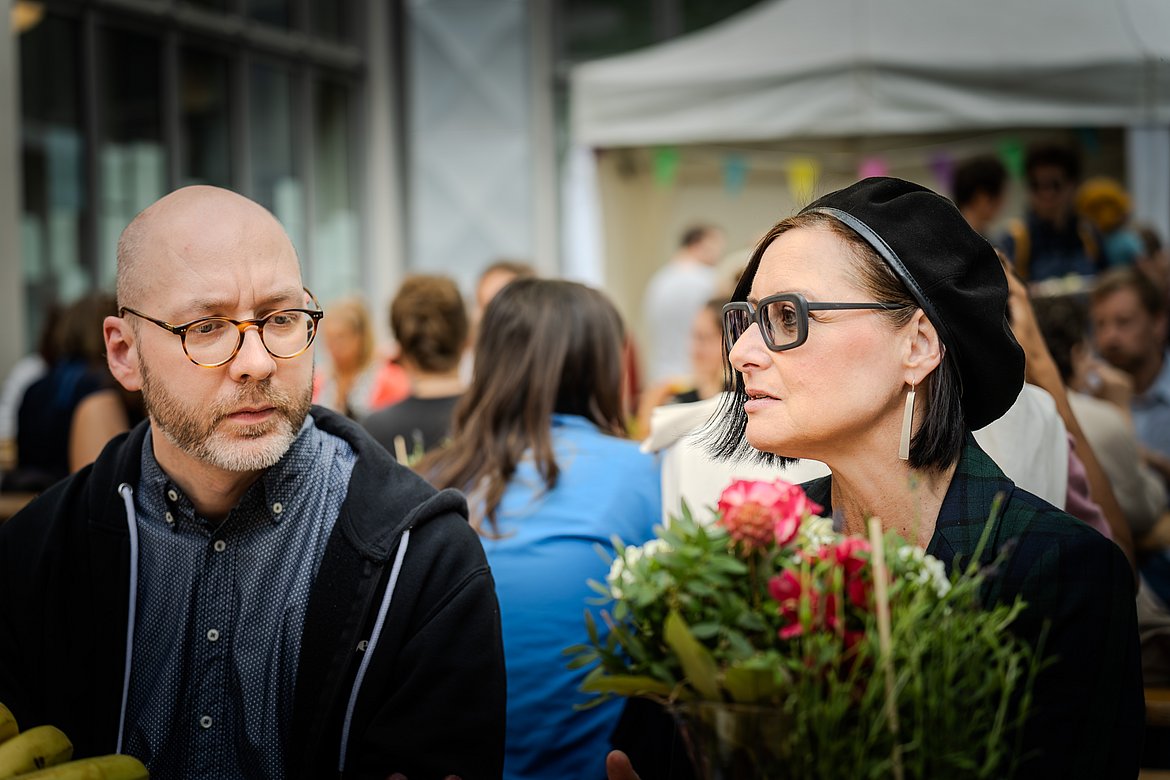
[0,406,505,779]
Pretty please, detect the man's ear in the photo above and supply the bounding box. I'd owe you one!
[903,309,943,384]
[105,315,142,391]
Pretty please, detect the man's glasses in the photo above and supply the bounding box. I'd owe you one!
[121,288,325,367]
[722,293,906,352]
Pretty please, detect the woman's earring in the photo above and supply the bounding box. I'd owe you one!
[898,382,916,461]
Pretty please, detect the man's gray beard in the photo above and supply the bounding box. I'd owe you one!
[140,360,313,472]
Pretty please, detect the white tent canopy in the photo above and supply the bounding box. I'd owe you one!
[571,0,1170,148]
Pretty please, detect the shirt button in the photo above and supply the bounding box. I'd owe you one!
[164,512,174,525]
[213,540,227,553]
[167,489,179,502]
[272,502,283,514]
[207,628,220,642]
[199,715,212,729]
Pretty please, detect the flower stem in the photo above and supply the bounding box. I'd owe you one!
[868,517,903,780]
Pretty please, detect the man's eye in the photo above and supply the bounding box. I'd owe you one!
[192,320,227,336]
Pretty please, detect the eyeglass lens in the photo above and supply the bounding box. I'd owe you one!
[723,299,802,351]
[185,311,316,365]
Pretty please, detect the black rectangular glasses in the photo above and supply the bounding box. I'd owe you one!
[722,293,906,352]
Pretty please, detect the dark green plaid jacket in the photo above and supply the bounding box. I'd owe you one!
[803,433,1143,779]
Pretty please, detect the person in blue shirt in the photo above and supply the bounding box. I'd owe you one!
[421,278,661,780]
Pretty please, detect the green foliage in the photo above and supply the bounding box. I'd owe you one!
[567,495,1047,779]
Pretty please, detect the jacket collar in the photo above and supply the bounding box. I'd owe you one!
[801,433,1013,566]
[86,406,468,562]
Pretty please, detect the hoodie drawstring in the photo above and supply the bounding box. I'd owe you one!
[116,483,139,754]
[337,528,411,775]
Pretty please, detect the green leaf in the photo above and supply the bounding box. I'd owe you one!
[664,609,722,701]
[587,579,612,598]
[723,664,783,704]
[709,556,749,575]
[690,621,721,639]
[580,672,674,698]
[584,609,599,645]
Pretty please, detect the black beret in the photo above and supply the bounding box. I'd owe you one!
[800,177,1024,430]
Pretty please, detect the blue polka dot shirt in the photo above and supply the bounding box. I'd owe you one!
[123,417,356,779]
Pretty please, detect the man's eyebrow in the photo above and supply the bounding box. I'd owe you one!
[185,289,304,315]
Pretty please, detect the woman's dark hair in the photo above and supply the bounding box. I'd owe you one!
[56,292,118,368]
[390,274,468,373]
[418,278,627,533]
[706,211,965,472]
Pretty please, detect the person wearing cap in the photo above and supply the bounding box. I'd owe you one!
[608,177,1142,780]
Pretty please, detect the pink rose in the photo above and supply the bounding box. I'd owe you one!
[716,479,823,550]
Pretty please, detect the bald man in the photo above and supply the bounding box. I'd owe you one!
[0,187,506,780]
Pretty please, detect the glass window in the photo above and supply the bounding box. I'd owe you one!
[19,13,86,345]
[249,61,304,256]
[309,78,359,302]
[560,0,656,62]
[181,47,233,188]
[97,27,166,290]
[682,0,765,33]
[248,0,290,28]
[309,0,350,43]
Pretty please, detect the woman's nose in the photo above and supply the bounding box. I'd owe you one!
[729,322,769,374]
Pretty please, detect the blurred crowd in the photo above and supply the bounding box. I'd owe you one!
[1,138,1169,776]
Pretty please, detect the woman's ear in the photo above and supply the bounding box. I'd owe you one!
[105,315,143,391]
[903,309,943,384]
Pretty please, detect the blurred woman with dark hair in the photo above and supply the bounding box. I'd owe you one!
[364,274,468,457]
[421,278,660,780]
[10,292,143,491]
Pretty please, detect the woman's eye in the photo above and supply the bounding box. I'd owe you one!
[777,303,798,329]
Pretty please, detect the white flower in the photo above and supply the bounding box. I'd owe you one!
[896,544,951,597]
[607,539,672,599]
[798,515,837,549]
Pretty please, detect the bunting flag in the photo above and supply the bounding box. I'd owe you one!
[858,156,889,179]
[928,151,956,193]
[722,153,749,196]
[787,157,820,204]
[652,146,680,188]
[997,137,1026,180]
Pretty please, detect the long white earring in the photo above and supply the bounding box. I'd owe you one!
[898,382,916,461]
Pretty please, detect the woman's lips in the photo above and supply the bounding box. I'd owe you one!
[743,389,780,413]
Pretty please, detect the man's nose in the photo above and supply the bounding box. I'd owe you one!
[228,326,277,382]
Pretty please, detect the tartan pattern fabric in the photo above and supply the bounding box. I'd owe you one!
[803,433,1143,778]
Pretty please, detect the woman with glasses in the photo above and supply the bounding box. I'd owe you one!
[420,278,660,780]
[610,177,1142,780]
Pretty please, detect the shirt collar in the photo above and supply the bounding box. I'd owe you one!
[1138,350,1170,406]
[139,416,317,530]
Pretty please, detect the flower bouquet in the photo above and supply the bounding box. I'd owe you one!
[568,479,1046,779]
